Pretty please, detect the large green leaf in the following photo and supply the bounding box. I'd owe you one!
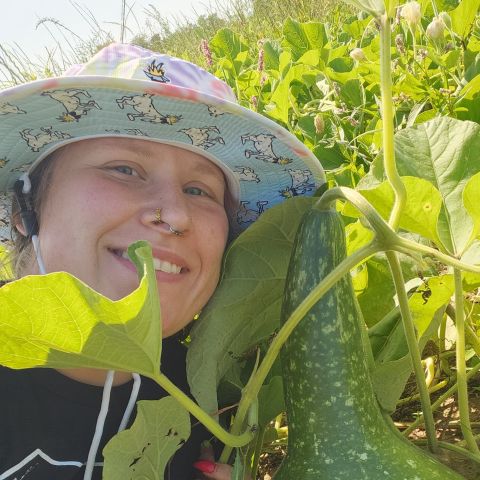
[369,274,454,410]
[360,117,480,256]
[462,240,480,290]
[187,197,316,415]
[463,171,480,249]
[103,397,190,479]
[210,28,249,75]
[346,176,445,248]
[0,241,162,376]
[0,244,12,280]
[281,19,327,61]
[356,250,420,327]
[450,0,480,39]
[266,63,319,124]
[263,40,281,71]
[455,74,480,123]
[258,375,284,428]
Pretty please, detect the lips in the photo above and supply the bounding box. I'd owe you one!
[110,248,184,274]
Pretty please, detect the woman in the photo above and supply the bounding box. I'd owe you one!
[0,43,324,479]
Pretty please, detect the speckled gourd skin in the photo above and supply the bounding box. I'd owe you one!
[274,207,464,479]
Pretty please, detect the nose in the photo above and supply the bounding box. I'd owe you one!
[140,189,192,237]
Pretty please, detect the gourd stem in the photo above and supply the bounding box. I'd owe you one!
[394,236,480,274]
[150,372,253,447]
[315,186,398,246]
[379,13,406,231]
[453,268,480,454]
[403,362,480,437]
[386,251,439,452]
[220,241,380,463]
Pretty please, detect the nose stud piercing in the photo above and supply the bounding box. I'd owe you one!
[152,208,184,236]
[168,225,184,236]
[153,208,162,225]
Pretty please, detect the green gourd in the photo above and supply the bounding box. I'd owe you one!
[274,206,464,479]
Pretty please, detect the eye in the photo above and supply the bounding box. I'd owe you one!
[184,186,209,197]
[112,165,139,176]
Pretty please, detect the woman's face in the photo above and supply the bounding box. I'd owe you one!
[27,138,229,337]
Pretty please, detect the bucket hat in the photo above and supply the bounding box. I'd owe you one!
[0,43,325,247]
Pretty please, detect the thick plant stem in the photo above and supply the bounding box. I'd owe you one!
[151,372,254,448]
[219,242,380,463]
[379,14,406,231]
[453,268,480,454]
[395,236,480,274]
[386,251,439,452]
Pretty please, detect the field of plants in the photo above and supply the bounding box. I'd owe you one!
[1,0,480,478]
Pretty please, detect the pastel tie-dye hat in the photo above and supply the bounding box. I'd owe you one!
[0,43,325,247]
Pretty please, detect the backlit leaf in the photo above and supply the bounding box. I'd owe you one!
[282,19,327,60]
[463,172,480,249]
[0,241,162,376]
[360,117,480,256]
[103,397,190,480]
[345,176,444,248]
[450,0,480,39]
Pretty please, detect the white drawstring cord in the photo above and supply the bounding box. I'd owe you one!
[83,372,141,479]
[84,370,115,480]
[18,174,46,275]
[118,373,141,432]
[31,234,46,274]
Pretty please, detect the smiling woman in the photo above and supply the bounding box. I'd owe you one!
[0,43,324,480]
[33,139,229,337]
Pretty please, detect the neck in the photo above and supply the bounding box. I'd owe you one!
[56,368,133,386]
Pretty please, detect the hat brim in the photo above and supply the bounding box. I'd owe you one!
[0,76,325,236]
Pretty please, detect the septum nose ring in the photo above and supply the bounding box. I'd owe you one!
[153,208,184,236]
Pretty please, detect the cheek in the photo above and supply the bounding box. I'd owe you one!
[37,180,126,265]
[42,178,125,233]
[202,218,229,280]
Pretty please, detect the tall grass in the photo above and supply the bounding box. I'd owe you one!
[132,0,349,64]
[0,0,350,87]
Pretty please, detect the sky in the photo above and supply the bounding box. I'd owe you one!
[0,0,212,59]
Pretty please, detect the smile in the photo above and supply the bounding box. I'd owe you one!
[111,249,183,274]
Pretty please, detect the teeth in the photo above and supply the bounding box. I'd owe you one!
[153,258,182,274]
[121,250,181,274]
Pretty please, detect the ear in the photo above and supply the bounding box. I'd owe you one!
[15,220,27,237]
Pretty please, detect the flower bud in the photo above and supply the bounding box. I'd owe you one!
[395,34,406,55]
[200,39,213,68]
[426,17,445,40]
[438,11,452,29]
[350,48,367,63]
[400,1,421,28]
[314,114,325,135]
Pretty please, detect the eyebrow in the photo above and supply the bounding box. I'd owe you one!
[101,139,225,183]
[190,160,225,182]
